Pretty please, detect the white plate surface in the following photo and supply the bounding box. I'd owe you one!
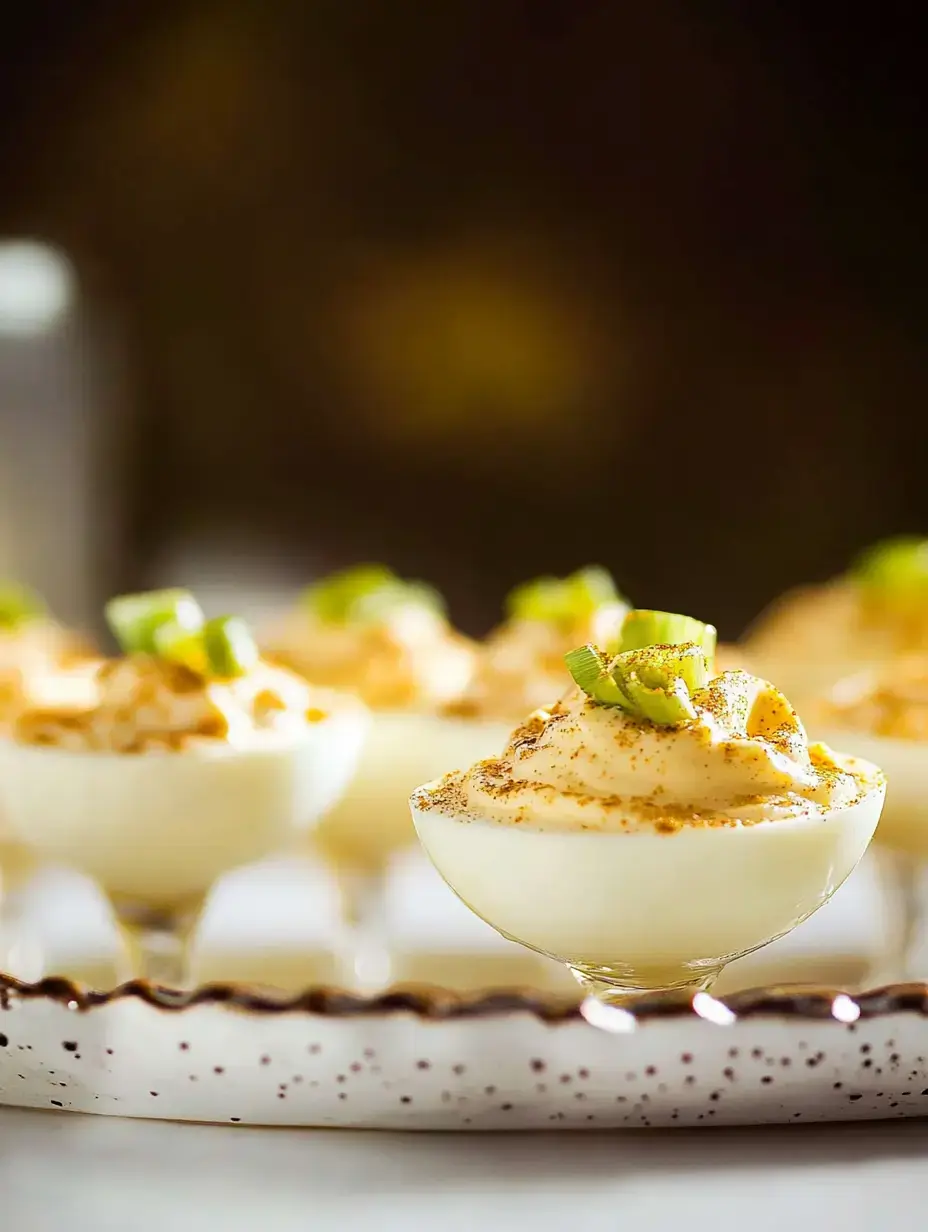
[2,845,926,1128]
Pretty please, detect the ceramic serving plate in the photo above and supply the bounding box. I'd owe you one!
[2,848,928,1129]
[3,975,928,1129]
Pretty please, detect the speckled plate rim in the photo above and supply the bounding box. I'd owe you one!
[3,972,928,1023]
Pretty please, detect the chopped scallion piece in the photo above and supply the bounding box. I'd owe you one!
[350,579,444,624]
[506,575,564,622]
[566,639,709,726]
[616,670,698,725]
[105,590,204,655]
[203,616,259,679]
[613,643,709,724]
[850,536,928,594]
[0,581,45,629]
[302,564,444,624]
[153,620,207,672]
[564,644,626,705]
[565,566,622,614]
[630,642,711,697]
[620,609,717,661]
[302,564,397,623]
[507,566,625,624]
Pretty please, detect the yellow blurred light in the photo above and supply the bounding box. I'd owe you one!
[337,243,605,441]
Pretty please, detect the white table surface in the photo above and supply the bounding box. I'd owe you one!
[1,1107,926,1231]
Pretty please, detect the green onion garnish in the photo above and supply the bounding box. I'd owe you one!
[203,616,259,679]
[565,640,710,726]
[505,575,563,622]
[619,609,717,660]
[153,620,208,672]
[612,643,709,725]
[615,671,696,725]
[350,578,444,624]
[301,564,445,625]
[103,589,262,679]
[0,581,45,629]
[105,589,204,655]
[564,644,626,705]
[850,536,928,595]
[506,566,625,624]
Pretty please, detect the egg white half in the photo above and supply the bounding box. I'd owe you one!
[411,774,885,974]
[0,704,368,907]
[815,727,928,858]
[313,711,512,872]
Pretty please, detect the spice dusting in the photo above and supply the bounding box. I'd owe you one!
[416,674,879,833]
[14,654,330,753]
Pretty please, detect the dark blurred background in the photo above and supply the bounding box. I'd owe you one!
[1,0,925,639]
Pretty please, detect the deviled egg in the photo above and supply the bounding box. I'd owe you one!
[454,566,629,719]
[810,658,928,978]
[746,536,928,705]
[264,565,509,873]
[812,659,928,858]
[456,564,747,715]
[0,580,95,716]
[0,590,368,978]
[1,581,97,899]
[265,564,640,873]
[411,610,885,1000]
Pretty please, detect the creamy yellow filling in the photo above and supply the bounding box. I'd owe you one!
[450,604,628,720]
[819,658,928,742]
[747,578,928,665]
[13,654,335,753]
[0,621,96,727]
[264,604,476,712]
[414,670,880,833]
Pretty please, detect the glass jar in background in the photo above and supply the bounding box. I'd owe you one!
[0,238,125,634]
[1,238,130,976]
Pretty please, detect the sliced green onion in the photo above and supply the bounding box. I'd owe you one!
[630,642,711,695]
[564,644,626,705]
[616,670,697,725]
[506,575,566,622]
[350,578,444,624]
[153,620,207,672]
[850,536,928,594]
[105,589,204,655]
[507,566,624,623]
[611,643,708,725]
[302,564,397,623]
[567,639,709,726]
[620,609,717,661]
[203,616,259,679]
[0,581,46,629]
[565,566,622,614]
[301,564,444,624]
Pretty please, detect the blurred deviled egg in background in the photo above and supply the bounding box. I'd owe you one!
[1,581,98,904]
[266,566,636,877]
[0,589,368,985]
[811,655,928,977]
[455,566,629,720]
[0,580,95,714]
[814,657,928,857]
[263,565,498,885]
[745,536,928,706]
